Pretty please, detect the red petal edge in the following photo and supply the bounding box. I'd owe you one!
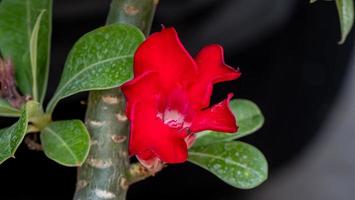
[195,44,241,83]
[190,93,238,133]
[188,45,241,109]
[133,27,197,89]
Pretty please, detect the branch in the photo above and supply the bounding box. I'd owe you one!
[73,0,158,199]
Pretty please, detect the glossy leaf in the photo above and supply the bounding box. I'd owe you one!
[40,120,90,166]
[188,141,268,189]
[194,99,264,146]
[0,104,28,164]
[46,24,145,113]
[30,9,47,102]
[336,0,354,44]
[0,0,52,102]
[0,98,21,117]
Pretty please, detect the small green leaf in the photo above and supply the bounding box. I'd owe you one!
[40,120,90,166]
[336,0,354,44]
[30,9,46,102]
[0,103,28,164]
[195,99,264,146]
[0,0,52,102]
[0,98,21,117]
[188,141,268,189]
[46,24,145,113]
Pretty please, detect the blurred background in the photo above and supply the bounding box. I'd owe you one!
[1,0,355,199]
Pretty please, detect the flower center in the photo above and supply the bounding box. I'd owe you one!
[158,109,191,129]
[156,89,192,130]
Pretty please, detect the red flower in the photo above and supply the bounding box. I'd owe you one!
[121,27,240,165]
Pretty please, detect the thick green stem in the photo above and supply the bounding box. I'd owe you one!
[106,0,157,36]
[74,89,130,200]
[73,0,157,200]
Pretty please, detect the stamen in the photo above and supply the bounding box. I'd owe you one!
[156,89,192,131]
[157,108,192,132]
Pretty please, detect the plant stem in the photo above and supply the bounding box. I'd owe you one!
[73,89,130,200]
[127,163,161,185]
[73,0,157,200]
[106,0,157,36]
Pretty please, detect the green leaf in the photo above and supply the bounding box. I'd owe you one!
[40,120,90,166]
[0,103,28,164]
[188,141,268,189]
[46,24,145,113]
[0,98,21,117]
[336,0,354,44]
[30,9,46,102]
[0,0,52,102]
[194,99,264,146]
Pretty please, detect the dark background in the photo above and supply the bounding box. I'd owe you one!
[1,0,354,199]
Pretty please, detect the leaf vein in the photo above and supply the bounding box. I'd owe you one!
[189,151,263,178]
[44,127,79,163]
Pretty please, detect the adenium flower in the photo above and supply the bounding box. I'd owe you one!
[121,27,240,166]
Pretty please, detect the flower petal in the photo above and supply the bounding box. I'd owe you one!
[129,100,188,163]
[190,93,238,133]
[195,44,241,83]
[121,72,160,119]
[133,27,197,89]
[188,45,241,109]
